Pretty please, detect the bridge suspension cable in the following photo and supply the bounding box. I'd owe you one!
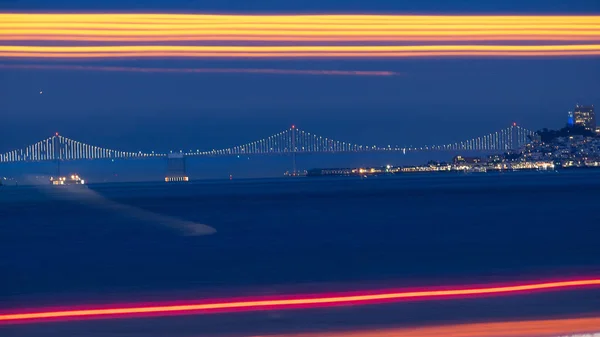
[426,125,536,152]
[197,125,536,156]
[0,124,537,163]
[0,134,158,163]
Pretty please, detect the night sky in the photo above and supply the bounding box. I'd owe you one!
[1,0,599,180]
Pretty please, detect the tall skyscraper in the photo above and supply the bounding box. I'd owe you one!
[567,111,574,127]
[568,104,595,131]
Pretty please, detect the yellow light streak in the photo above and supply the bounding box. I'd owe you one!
[1,14,598,60]
[1,45,599,52]
[1,51,599,58]
[3,23,600,29]
[1,35,599,42]
[3,29,600,36]
[1,14,599,23]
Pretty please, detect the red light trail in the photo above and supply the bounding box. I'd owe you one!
[1,278,599,325]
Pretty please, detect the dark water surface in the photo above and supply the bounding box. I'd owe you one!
[1,171,600,335]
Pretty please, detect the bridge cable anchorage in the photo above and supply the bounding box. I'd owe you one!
[0,125,536,163]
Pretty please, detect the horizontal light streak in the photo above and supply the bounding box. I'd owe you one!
[3,14,599,59]
[1,44,599,58]
[1,278,599,324]
[2,14,600,22]
[3,51,600,58]
[4,23,600,30]
[4,29,600,36]
[2,35,600,42]
[266,317,600,337]
[3,45,599,52]
[0,64,398,76]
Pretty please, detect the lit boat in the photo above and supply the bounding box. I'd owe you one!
[165,176,189,182]
[50,174,86,186]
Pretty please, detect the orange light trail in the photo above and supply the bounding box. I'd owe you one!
[2,51,599,58]
[0,64,398,76]
[263,317,600,337]
[3,23,600,30]
[2,35,600,42]
[2,14,599,22]
[1,44,600,59]
[1,14,599,59]
[3,29,600,36]
[1,278,600,325]
[2,44,600,52]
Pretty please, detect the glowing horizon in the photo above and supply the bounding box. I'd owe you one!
[1,14,599,59]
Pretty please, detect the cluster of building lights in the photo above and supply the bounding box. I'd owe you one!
[50,174,85,185]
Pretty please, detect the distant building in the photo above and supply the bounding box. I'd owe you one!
[569,104,595,131]
[453,155,481,164]
[567,111,574,127]
[487,154,503,163]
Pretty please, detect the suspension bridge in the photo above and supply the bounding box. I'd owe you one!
[0,124,535,164]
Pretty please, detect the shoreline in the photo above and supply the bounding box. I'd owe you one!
[2,165,600,187]
[306,165,600,177]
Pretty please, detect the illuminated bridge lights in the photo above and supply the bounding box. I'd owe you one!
[0,125,535,163]
[0,278,599,325]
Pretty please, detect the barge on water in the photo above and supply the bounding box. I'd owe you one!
[50,174,86,186]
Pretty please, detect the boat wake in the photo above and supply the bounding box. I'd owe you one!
[36,184,216,236]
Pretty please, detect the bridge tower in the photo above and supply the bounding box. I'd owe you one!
[509,123,528,150]
[165,153,189,182]
[291,125,297,176]
[53,133,61,176]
